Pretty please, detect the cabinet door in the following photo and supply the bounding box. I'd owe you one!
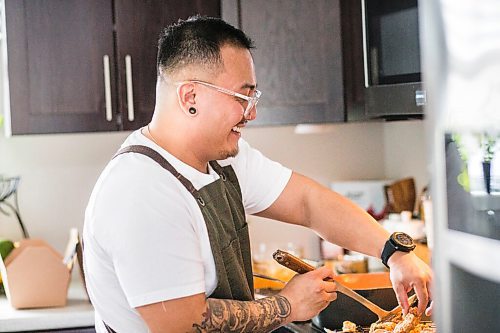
[240,0,345,126]
[340,0,366,122]
[114,0,220,131]
[3,0,116,135]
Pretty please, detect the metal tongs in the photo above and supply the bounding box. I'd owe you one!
[272,249,417,323]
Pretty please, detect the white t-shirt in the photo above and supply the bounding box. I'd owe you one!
[83,129,292,333]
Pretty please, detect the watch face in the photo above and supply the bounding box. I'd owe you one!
[393,232,414,247]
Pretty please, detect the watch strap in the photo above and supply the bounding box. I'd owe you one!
[381,232,415,268]
[381,239,396,268]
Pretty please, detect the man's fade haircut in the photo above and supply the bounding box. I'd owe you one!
[157,16,254,79]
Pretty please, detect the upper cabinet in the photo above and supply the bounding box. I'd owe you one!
[2,0,115,134]
[1,0,220,135]
[1,0,422,135]
[222,0,424,125]
[224,0,346,126]
[113,1,220,131]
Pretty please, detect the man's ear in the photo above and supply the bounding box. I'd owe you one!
[176,82,197,116]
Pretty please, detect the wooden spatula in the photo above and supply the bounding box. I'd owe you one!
[272,249,416,323]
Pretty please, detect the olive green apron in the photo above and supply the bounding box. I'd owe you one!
[92,144,254,333]
[115,145,255,301]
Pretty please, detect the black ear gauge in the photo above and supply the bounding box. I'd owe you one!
[188,107,197,115]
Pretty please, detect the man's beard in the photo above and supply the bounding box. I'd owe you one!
[219,145,240,160]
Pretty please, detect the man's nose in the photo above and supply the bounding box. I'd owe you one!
[244,105,257,121]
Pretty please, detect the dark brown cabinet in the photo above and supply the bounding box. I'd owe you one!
[3,0,115,134]
[223,0,346,126]
[2,0,220,135]
[340,0,366,122]
[114,1,220,131]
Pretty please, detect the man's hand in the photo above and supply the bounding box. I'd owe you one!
[387,251,433,316]
[278,266,338,322]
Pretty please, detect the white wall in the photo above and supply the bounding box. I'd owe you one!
[243,123,386,259]
[383,120,429,194]
[1,122,385,257]
[0,132,128,251]
[0,120,428,261]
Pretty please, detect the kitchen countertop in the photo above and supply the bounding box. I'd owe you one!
[0,282,316,332]
[0,279,94,332]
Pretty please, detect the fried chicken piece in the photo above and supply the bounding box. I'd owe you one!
[342,320,358,332]
[369,307,426,333]
[369,320,397,333]
[414,322,436,333]
[393,308,421,333]
[342,320,358,333]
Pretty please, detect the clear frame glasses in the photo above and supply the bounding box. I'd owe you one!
[176,80,262,118]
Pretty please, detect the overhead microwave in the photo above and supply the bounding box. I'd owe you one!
[361,0,426,119]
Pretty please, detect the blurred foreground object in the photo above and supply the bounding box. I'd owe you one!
[0,176,29,238]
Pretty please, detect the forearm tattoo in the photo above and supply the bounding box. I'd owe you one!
[192,295,291,332]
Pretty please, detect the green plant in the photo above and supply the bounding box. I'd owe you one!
[452,133,470,192]
[480,133,497,163]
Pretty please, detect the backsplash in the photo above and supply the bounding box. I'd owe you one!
[0,121,426,260]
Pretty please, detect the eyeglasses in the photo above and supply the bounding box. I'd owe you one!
[176,80,262,118]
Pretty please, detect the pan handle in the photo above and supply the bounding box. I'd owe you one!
[272,249,319,276]
[272,249,390,319]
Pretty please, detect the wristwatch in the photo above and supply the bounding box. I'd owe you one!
[381,232,416,268]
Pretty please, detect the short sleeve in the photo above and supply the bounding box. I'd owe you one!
[92,156,207,307]
[226,139,292,215]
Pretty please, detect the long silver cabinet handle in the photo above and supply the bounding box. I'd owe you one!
[361,0,369,88]
[103,55,113,121]
[125,54,135,121]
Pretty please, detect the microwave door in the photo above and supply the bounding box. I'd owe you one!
[366,82,424,119]
[362,0,425,119]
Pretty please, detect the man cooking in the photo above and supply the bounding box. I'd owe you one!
[83,16,432,333]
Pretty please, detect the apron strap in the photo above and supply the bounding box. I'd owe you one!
[114,145,202,200]
[209,160,227,181]
[80,239,118,333]
[104,323,117,333]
